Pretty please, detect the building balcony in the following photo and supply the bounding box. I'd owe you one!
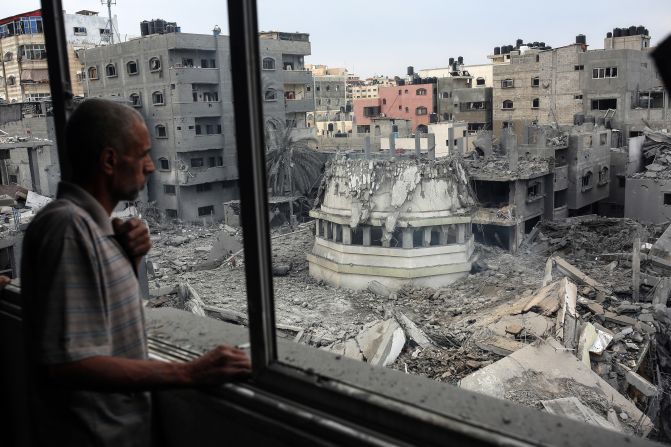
[175,133,225,152]
[178,165,238,185]
[171,67,219,84]
[285,98,314,113]
[283,69,312,85]
[172,101,223,118]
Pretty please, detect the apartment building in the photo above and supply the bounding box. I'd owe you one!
[83,29,314,222]
[0,9,117,103]
[307,64,352,135]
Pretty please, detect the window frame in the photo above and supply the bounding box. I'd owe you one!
[127,60,139,75]
[40,2,649,446]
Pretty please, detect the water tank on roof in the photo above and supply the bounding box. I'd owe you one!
[516,38,523,47]
[644,28,649,36]
[452,62,458,71]
[502,46,510,54]
[457,56,463,65]
[613,28,622,37]
[398,79,405,86]
[140,21,149,36]
[407,66,414,76]
[576,34,586,45]
[449,57,454,65]
[532,41,539,48]
[636,26,645,35]
[494,46,501,55]
[629,26,637,35]
[607,32,612,38]
[539,42,545,47]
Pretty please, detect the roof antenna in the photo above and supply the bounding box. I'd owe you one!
[100,0,121,44]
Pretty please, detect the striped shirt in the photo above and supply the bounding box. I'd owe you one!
[22,181,151,446]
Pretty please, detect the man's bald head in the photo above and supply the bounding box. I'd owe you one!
[65,98,146,184]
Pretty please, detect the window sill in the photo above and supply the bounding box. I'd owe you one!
[128,72,139,76]
[501,108,515,111]
[106,75,118,78]
[153,103,165,106]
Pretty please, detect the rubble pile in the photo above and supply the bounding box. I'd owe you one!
[463,154,551,179]
[631,128,671,180]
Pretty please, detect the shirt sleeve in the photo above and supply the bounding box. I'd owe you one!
[38,215,112,364]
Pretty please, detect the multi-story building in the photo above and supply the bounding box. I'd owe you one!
[83,29,314,222]
[419,62,494,88]
[307,64,352,135]
[0,9,117,102]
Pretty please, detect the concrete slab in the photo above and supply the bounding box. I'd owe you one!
[541,397,619,432]
[355,319,406,367]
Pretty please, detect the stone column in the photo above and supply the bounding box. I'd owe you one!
[342,225,352,245]
[402,228,413,248]
[315,219,321,237]
[439,225,449,245]
[363,226,371,246]
[322,220,329,239]
[456,224,466,244]
[423,227,432,247]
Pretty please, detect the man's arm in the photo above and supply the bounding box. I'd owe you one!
[45,345,251,392]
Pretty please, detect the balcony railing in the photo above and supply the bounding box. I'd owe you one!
[172,101,223,118]
[170,67,219,84]
[178,165,238,185]
[282,69,312,85]
[175,133,224,152]
[285,98,314,113]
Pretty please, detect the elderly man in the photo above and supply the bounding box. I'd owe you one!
[22,98,250,446]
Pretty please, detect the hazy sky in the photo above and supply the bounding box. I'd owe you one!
[3,1,671,77]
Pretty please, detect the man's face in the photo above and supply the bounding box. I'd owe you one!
[112,119,155,201]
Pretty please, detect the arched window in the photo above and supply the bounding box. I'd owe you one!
[87,66,98,79]
[264,89,277,101]
[3,52,12,62]
[442,92,450,99]
[599,166,609,185]
[7,76,15,86]
[149,57,161,72]
[416,124,428,134]
[105,63,117,77]
[129,93,141,107]
[415,106,427,116]
[266,119,279,131]
[502,100,514,109]
[416,88,427,96]
[127,60,138,75]
[262,57,275,70]
[155,124,167,138]
[158,158,170,170]
[532,98,539,108]
[152,91,164,105]
[476,77,485,86]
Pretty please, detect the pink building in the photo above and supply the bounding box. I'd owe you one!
[353,84,434,134]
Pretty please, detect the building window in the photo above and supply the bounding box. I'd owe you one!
[182,58,194,67]
[149,57,161,72]
[591,98,617,110]
[73,26,87,35]
[155,124,167,138]
[105,63,117,77]
[581,170,593,191]
[198,205,214,216]
[599,133,607,146]
[195,125,202,135]
[164,185,176,194]
[592,67,618,79]
[196,183,212,193]
[502,121,512,129]
[501,78,514,88]
[664,194,671,206]
[165,209,178,218]
[382,98,386,105]
[8,175,17,184]
[20,44,47,60]
[87,66,98,80]
[7,76,15,86]
[415,106,427,116]
[531,76,539,87]
[574,95,583,100]
[262,57,275,70]
[127,60,139,75]
[158,158,170,170]
[527,181,541,200]
[3,51,12,62]
[502,100,514,109]
[598,166,609,185]
[574,65,584,71]
[191,158,204,168]
[264,89,277,101]
[130,93,141,107]
[532,98,539,108]
[152,91,164,105]
[405,107,409,112]
[416,88,427,96]
[476,77,485,86]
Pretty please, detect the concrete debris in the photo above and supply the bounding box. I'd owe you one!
[368,280,392,298]
[355,319,406,367]
[541,397,619,432]
[394,311,435,349]
[475,335,525,356]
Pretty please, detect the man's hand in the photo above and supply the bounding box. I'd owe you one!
[184,345,251,386]
[112,217,151,266]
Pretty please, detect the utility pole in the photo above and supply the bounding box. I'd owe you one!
[101,0,120,44]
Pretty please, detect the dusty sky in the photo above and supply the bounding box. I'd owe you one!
[3,0,671,77]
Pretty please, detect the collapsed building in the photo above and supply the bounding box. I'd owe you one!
[308,153,476,290]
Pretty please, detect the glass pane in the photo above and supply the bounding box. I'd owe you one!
[256,0,668,440]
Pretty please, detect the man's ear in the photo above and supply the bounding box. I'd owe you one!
[100,147,117,175]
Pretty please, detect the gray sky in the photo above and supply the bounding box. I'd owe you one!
[3,1,671,77]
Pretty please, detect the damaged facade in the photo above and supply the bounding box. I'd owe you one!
[308,154,476,290]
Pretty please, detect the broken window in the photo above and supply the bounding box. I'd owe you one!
[634,91,665,109]
[3,51,12,62]
[415,106,427,116]
[262,57,275,70]
[598,166,609,185]
[264,89,277,101]
[149,57,161,72]
[191,158,204,168]
[73,26,86,35]
[165,209,178,218]
[20,44,47,60]
[502,100,513,109]
[502,121,512,129]
[87,66,98,80]
[581,170,593,191]
[152,91,164,105]
[592,66,617,79]
[501,78,514,88]
[105,64,117,77]
[591,98,616,110]
[416,88,427,96]
[476,77,485,86]
[130,93,141,107]
[163,185,176,194]
[527,181,541,201]
[196,183,212,192]
[158,158,170,170]
[127,60,139,75]
[532,98,539,108]
[197,205,214,216]
[155,125,167,138]
[531,76,540,87]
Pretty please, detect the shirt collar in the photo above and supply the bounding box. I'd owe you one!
[56,181,114,236]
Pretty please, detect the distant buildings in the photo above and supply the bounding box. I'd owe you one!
[307,64,352,135]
